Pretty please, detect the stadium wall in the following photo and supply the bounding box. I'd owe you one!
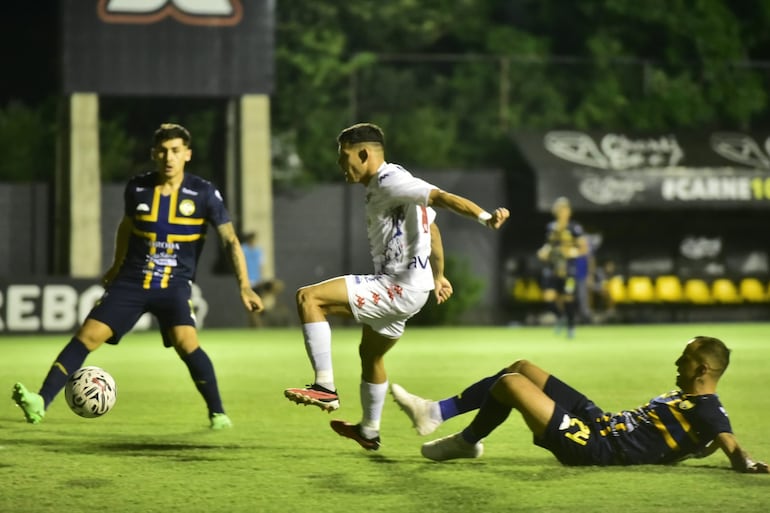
[0,171,506,333]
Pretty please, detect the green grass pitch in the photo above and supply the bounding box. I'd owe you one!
[2,323,769,512]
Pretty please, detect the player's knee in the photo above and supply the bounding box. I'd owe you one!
[77,337,103,352]
[492,372,528,402]
[172,339,199,357]
[506,359,531,373]
[75,325,109,351]
[295,286,314,309]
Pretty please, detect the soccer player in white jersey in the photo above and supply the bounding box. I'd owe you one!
[284,122,509,450]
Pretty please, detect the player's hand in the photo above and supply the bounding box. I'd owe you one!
[434,276,453,304]
[242,287,265,313]
[746,459,769,473]
[486,207,510,230]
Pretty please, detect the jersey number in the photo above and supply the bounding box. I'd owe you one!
[564,417,591,446]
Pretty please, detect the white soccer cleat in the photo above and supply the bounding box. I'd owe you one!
[421,432,484,462]
[390,383,441,436]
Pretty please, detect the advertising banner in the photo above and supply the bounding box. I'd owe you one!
[514,131,770,211]
[61,0,274,96]
[0,277,245,334]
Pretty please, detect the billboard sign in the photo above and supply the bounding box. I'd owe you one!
[0,277,247,334]
[61,0,274,96]
[514,131,770,210]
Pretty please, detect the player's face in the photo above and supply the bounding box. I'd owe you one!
[675,341,701,392]
[553,204,571,223]
[337,143,366,183]
[152,138,191,180]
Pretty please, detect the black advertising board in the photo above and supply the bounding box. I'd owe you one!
[514,131,770,211]
[61,0,274,96]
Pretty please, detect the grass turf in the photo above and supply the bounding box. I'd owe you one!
[1,323,769,512]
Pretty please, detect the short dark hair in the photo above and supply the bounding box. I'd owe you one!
[153,123,192,147]
[337,123,385,146]
[692,335,731,374]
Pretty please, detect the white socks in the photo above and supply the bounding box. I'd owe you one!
[359,380,388,439]
[302,322,334,390]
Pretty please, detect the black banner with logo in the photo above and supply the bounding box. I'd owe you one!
[0,276,245,334]
[514,131,770,211]
[61,0,273,96]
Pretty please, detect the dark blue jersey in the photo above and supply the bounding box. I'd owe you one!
[115,172,230,289]
[597,390,732,464]
[544,220,584,278]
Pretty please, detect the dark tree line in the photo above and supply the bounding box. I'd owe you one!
[2,0,770,182]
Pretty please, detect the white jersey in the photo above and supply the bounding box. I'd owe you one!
[364,162,438,292]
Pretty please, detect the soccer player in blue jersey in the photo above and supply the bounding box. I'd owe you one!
[11,123,264,429]
[392,336,768,473]
[536,197,588,339]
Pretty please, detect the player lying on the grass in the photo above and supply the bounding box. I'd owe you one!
[11,123,264,430]
[391,336,769,472]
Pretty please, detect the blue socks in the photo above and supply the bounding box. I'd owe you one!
[39,337,90,407]
[182,347,225,415]
[439,368,508,420]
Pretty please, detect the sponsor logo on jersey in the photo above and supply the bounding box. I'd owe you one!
[407,255,431,270]
[150,241,181,250]
[136,203,151,212]
[179,199,196,216]
[181,187,199,196]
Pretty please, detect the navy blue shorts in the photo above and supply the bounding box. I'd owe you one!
[534,376,619,466]
[87,280,196,346]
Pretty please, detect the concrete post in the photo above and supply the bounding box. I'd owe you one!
[238,94,274,279]
[61,93,102,277]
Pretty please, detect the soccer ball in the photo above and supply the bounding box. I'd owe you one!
[64,366,118,418]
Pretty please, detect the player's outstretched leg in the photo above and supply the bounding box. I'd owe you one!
[284,384,340,412]
[390,383,442,436]
[421,432,483,461]
[11,383,45,424]
[329,420,381,451]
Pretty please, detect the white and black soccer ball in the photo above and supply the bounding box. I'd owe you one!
[64,366,117,418]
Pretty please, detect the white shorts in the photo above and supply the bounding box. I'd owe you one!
[344,274,430,339]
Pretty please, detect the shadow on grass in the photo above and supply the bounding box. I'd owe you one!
[95,441,241,461]
[365,452,399,464]
[4,434,261,462]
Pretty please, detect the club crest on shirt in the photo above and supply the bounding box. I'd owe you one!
[679,399,695,411]
[179,199,196,216]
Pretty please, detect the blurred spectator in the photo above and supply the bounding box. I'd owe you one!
[242,232,264,289]
[592,259,619,322]
[252,278,288,327]
[242,231,288,327]
[575,232,602,323]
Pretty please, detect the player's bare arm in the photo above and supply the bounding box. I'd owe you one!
[429,222,453,304]
[217,222,264,313]
[716,432,769,473]
[102,216,134,286]
[427,189,509,229]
